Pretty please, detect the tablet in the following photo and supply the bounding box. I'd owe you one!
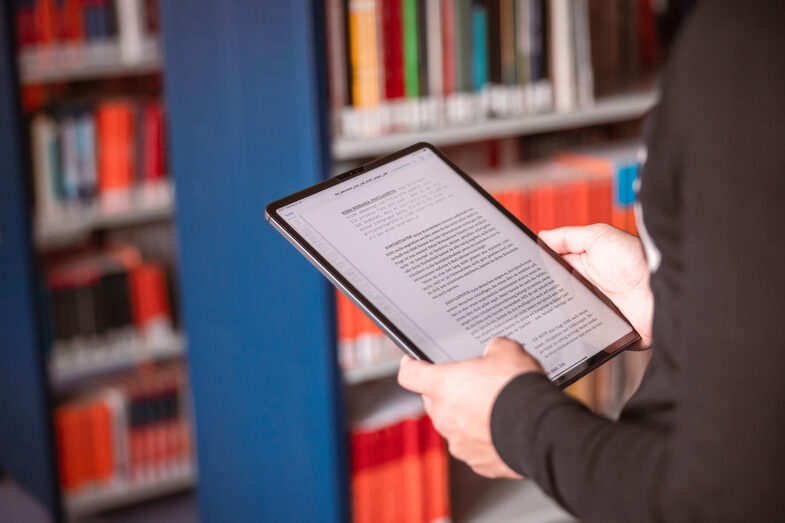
[266,143,640,388]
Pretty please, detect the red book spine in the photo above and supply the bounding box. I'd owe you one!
[421,416,450,523]
[35,0,58,45]
[400,417,425,523]
[441,0,456,95]
[383,0,405,99]
[379,422,404,523]
[143,102,166,181]
[351,430,378,523]
[60,0,85,42]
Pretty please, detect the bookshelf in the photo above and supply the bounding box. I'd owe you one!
[333,90,656,161]
[18,38,161,85]
[64,460,195,519]
[1,1,193,520]
[343,357,401,385]
[34,180,174,249]
[49,331,185,393]
[451,460,574,523]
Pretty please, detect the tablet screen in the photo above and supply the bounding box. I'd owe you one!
[272,145,636,384]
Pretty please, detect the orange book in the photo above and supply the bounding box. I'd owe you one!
[88,402,114,482]
[55,406,84,491]
[573,179,591,226]
[421,416,450,523]
[130,264,171,329]
[553,182,573,228]
[97,102,135,194]
[348,0,381,108]
[516,188,531,227]
[554,148,640,232]
[400,417,425,523]
[529,184,555,234]
[589,177,612,225]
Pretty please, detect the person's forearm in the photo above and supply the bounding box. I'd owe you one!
[491,373,673,522]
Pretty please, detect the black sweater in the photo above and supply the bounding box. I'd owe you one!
[490,2,785,521]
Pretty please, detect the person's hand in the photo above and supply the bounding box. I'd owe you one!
[398,337,543,479]
[539,224,654,348]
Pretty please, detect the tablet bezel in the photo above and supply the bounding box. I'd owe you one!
[266,142,641,389]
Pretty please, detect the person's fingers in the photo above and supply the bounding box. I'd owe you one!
[482,337,523,357]
[539,225,599,255]
[397,355,437,394]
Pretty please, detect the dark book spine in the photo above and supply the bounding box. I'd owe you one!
[487,0,502,85]
[417,0,429,96]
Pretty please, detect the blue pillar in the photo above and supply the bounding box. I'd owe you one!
[159,1,347,521]
[0,0,62,518]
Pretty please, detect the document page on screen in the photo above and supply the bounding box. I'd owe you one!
[276,147,632,380]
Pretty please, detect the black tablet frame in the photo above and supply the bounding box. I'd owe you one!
[266,142,641,389]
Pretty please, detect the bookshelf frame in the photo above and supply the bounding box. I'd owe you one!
[0,3,63,519]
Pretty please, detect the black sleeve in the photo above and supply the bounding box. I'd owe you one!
[490,2,785,522]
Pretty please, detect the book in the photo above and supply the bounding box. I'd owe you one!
[45,245,176,366]
[53,362,191,493]
[15,0,161,50]
[350,379,450,523]
[28,98,170,220]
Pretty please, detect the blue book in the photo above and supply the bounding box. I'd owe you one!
[471,1,488,91]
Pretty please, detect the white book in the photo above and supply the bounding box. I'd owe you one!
[548,0,577,112]
[116,0,145,63]
[30,114,60,218]
[573,0,594,107]
[426,0,444,97]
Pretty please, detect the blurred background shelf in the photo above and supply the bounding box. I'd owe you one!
[343,357,400,385]
[18,39,161,85]
[451,460,574,523]
[34,181,174,249]
[49,331,185,394]
[64,461,195,519]
[332,90,657,161]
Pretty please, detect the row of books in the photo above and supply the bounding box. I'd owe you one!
[351,380,450,523]
[31,99,167,218]
[15,0,159,61]
[45,244,174,354]
[54,362,191,494]
[337,143,641,389]
[326,0,659,139]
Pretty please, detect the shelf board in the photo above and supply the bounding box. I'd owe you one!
[64,461,195,519]
[49,331,186,393]
[34,181,174,249]
[451,460,574,523]
[18,39,161,85]
[343,357,400,385]
[332,91,657,161]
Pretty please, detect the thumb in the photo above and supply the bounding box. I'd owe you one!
[482,337,523,357]
[397,355,437,394]
[539,226,594,255]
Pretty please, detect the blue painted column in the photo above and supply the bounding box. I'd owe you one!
[160,1,347,521]
[0,0,62,518]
